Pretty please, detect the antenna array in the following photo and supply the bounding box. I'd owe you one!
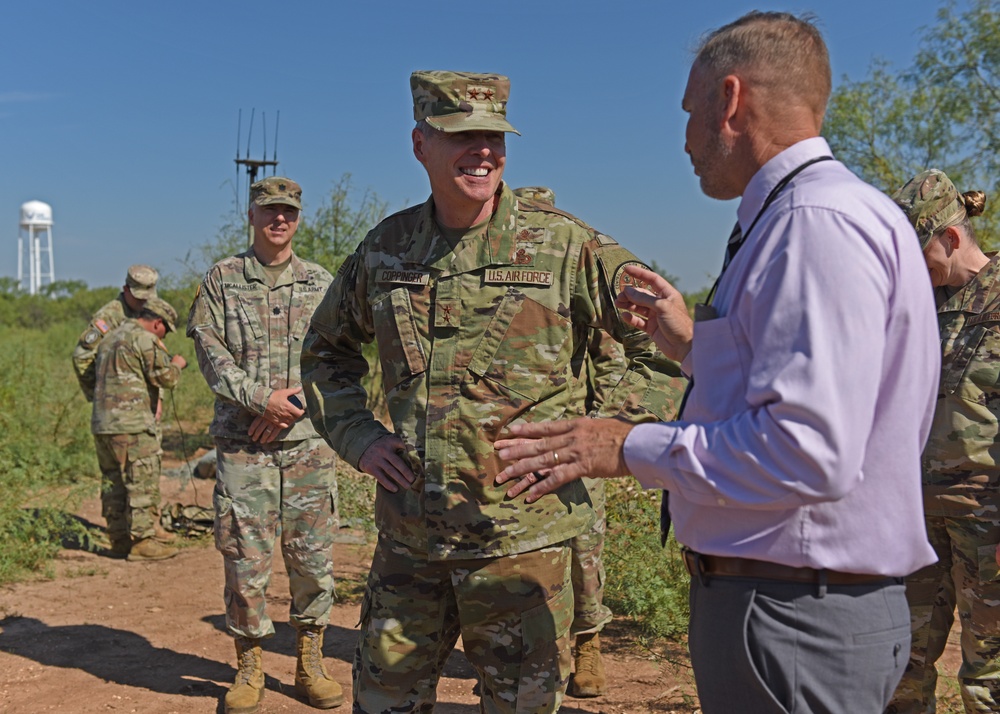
[234,109,281,246]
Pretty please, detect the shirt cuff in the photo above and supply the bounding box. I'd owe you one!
[624,422,679,491]
[680,351,694,378]
[250,384,271,415]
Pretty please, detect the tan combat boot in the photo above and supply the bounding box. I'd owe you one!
[294,627,344,709]
[225,636,265,714]
[568,632,606,698]
[127,538,178,561]
[153,515,177,543]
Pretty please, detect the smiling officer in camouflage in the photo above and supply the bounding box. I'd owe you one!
[301,71,683,713]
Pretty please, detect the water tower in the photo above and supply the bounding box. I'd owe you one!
[18,200,55,295]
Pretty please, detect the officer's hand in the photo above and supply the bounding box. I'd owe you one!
[614,264,694,362]
[155,398,163,421]
[359,434,416,493]
[248,415,284,443]
[171,354,188,369]
[263,386,306,427]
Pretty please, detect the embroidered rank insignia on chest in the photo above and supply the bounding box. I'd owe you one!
[94,319,110,334]
[376,268,430,286]
[484,268,553,286]
[612,261,654,296]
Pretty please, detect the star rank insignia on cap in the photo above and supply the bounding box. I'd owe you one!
[467,86,495,101]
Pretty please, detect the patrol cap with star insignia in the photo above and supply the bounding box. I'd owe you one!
[250,176,303,210]
[144,296,178,333]
[126,264,159,300]
[411,70,520,135]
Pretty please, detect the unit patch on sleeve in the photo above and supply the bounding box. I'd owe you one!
[612,261,655,297]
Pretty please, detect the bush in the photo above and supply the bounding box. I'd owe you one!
[603,477,690,639]
[0,322,101,582]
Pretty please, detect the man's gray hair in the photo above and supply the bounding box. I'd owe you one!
[695,11,831,120]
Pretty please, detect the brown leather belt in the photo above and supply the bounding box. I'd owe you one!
[682,548,892,586]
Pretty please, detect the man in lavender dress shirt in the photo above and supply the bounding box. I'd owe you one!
[494,11,940,713]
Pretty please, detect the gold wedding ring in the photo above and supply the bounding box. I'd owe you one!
[552,451,560,466]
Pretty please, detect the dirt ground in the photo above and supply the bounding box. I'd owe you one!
[0,464,701,714]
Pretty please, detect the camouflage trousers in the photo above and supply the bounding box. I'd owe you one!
[354,533,574,713]
[214,437,338,640]
[93,431,162,546]
[570,477,612,636]
[889,515,1000,713]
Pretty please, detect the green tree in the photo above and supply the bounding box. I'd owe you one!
[295,174,389,274]
[823,0,1000,245]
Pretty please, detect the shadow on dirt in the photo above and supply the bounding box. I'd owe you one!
[0,615,229,700]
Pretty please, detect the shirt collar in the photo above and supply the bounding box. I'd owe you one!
[400,182,520,269]
[939,252,1000,315]
[737,136,833,232]
[242,249,312,285]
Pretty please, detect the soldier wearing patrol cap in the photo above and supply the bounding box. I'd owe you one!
[91,296,187,561]
[187,176,343,713]
[302,72,684,712]
[73,264,159,401]
[888,170,998,714]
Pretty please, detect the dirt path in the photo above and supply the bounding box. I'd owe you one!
[0,469,699,714]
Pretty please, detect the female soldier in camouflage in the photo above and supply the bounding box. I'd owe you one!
[890,170,999,713]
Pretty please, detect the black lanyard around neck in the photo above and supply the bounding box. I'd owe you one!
[704,155,833,306]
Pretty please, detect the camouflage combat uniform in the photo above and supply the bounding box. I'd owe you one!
[302,184,683,712]
[91,319,182,548]
[187,250,337,639]
[890,254,1000,713]
[74,294,141,402]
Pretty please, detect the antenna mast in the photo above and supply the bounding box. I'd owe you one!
[234,108,280,247]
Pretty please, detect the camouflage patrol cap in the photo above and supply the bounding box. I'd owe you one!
[125,264,158,300]
[514,186,556,206]
[250,177,302,210]
[411,70,520,135]
[143,296,178,333]
[892,169,967,249]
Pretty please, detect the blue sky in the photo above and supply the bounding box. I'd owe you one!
[1,0,940,293]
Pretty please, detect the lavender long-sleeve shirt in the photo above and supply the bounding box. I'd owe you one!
[625,138,939,576]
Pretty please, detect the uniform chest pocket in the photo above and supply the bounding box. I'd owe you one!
[223,294,265,350]
[468,289,571,401]
[372,288,428,393]
[948,324,1000,406]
